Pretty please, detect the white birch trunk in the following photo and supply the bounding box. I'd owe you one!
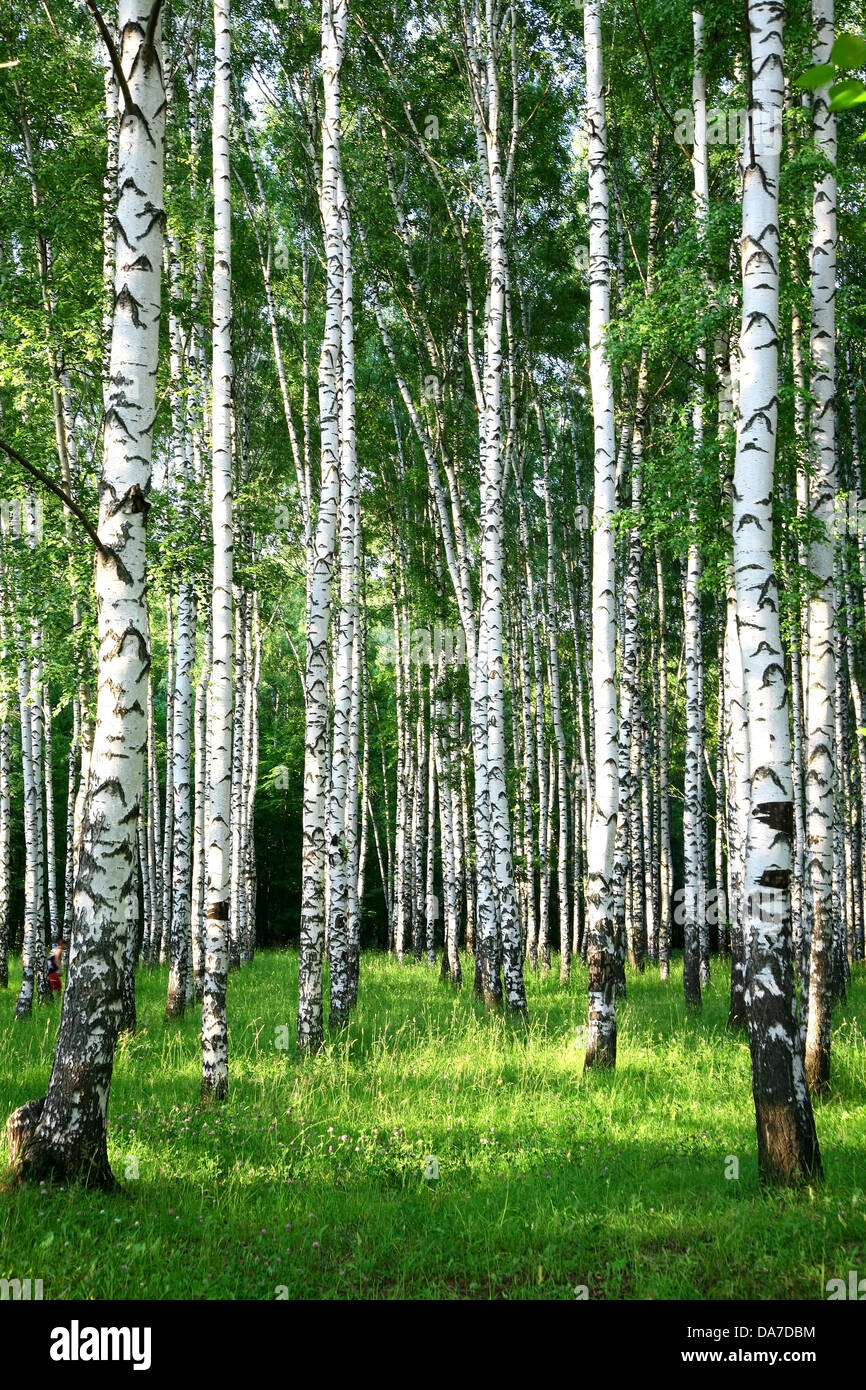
[583,0,618,1067]
[536,402,571,981]
[229,589,246,971]
[7,0,166,1184]
[803,0,839,1095]
[242,589,261,963]
[14,620,43,1020]
[191,617,211,999]
[345,527,363,993]
[0,553,9,989]
[201,0,234,1099]
[655,545,672,976]
[732,0,821,1185]
[297,0,346,1049]
[166,575,196,1016]
[159,594,174,966]
[42,681,58,944]
[327,157,358,1026]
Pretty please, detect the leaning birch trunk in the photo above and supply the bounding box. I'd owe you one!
[804,0,839,1096]
[297,0,346,1050]
[228,589,247,970]
[138,768,154,965]
[613,439,638,976]
[202,0,234,1100]
[146,674,161,956]
[732,0,821,1185]
[353,591,370,991]
[242,590,261,962]
[583,0,618,1068]
[137,775,152,964]
[6,0,165,1185]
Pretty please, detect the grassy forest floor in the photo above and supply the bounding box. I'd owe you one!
[1,951,865,1300]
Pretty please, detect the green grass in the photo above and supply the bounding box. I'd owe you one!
[1,951,865,1300]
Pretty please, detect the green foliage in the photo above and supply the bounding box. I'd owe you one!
[797,30,866,129]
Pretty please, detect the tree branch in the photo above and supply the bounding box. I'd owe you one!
[0,438,109,557]
[142,0,167,69]
[84,0,135,116]
[629,0,693,167]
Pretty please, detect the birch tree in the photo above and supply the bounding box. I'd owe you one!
[297,0,346,1051]
[0,545,9,990]
[583,0,618,1069]
[683,9,708,1012]
[202,0,234,1099]
[6,0,167,1186]
[803,0,839,1096]
[732,0,822,1185]
[327,160,358,1029]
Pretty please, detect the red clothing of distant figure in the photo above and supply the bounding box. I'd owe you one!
[47,946,63,994]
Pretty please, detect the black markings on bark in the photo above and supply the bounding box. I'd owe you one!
[756,868,789,889]
[137,202,166,236]
[114,285,144,325]
[760,660,787,687]
[753,799,793,835]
